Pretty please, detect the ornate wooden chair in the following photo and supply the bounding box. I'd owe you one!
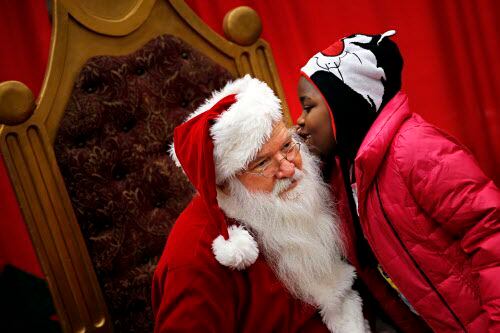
[0,0,290,332]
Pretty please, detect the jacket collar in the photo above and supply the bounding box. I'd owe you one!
[354,92,411,198]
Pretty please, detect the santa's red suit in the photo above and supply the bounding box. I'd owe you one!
[152,195,330,332]
[152,75,364,332]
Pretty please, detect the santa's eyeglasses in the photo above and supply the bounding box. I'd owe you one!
[244,141,301,178]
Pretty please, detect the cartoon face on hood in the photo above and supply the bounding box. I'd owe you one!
[300,30,403,160]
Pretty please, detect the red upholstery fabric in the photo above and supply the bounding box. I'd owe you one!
[54,34,233,332]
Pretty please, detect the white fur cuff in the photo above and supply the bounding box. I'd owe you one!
[316,263,369,333]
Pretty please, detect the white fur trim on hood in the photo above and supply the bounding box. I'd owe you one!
[170,75,283,184]
[212,225,259,270]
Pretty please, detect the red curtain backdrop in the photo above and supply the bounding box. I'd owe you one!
[0,0,51,277]
[186,0,499,185]
[0,0,498,277]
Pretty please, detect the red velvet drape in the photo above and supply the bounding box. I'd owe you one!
[0,0,50,277]
[0,0,498,278]
[186,0,499,185]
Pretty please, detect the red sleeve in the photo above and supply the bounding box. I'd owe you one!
[395,124,500,331]
[153,262,239,333]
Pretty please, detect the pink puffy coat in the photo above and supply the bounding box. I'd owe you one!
[354,92,500,332]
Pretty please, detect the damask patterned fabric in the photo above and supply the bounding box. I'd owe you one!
[54,34,233,332]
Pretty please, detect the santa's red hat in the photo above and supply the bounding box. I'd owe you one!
[170,75,282,269]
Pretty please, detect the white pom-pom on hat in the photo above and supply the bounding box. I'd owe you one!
[212,225,259,270]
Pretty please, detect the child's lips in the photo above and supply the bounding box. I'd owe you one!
[296,128,311,142]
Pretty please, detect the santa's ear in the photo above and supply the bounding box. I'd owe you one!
[217,181,231,196]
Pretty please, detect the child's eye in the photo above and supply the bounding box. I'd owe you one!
[303,106,313,113]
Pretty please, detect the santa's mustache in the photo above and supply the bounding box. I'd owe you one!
[272,168,304,196]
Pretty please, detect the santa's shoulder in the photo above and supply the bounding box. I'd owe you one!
[163,195,221,270]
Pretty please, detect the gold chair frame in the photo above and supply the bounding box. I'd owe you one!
[0,0,289,331]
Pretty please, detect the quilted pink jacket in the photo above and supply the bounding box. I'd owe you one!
[354,92,500,332]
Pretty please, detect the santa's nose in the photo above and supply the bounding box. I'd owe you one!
[276,159,295,179]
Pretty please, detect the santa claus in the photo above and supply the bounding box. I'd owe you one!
[152,75,367,333]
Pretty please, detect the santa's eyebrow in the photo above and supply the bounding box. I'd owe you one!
[254,135,293,161]
[253,149,273,162]
[299,96,310,103]
[247,152,271,170]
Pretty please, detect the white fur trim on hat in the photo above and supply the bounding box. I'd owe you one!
[212,225,259,270]
[170,75,283,183]
[168,144,182,168]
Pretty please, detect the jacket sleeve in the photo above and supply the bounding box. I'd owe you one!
[153,262,239,333]
[394,123,500,331]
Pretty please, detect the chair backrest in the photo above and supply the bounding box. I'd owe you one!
[54,33,233,332]
[0,0,290,332]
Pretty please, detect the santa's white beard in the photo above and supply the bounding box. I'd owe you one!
[217,145,356,306]
[218,145,367,332]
